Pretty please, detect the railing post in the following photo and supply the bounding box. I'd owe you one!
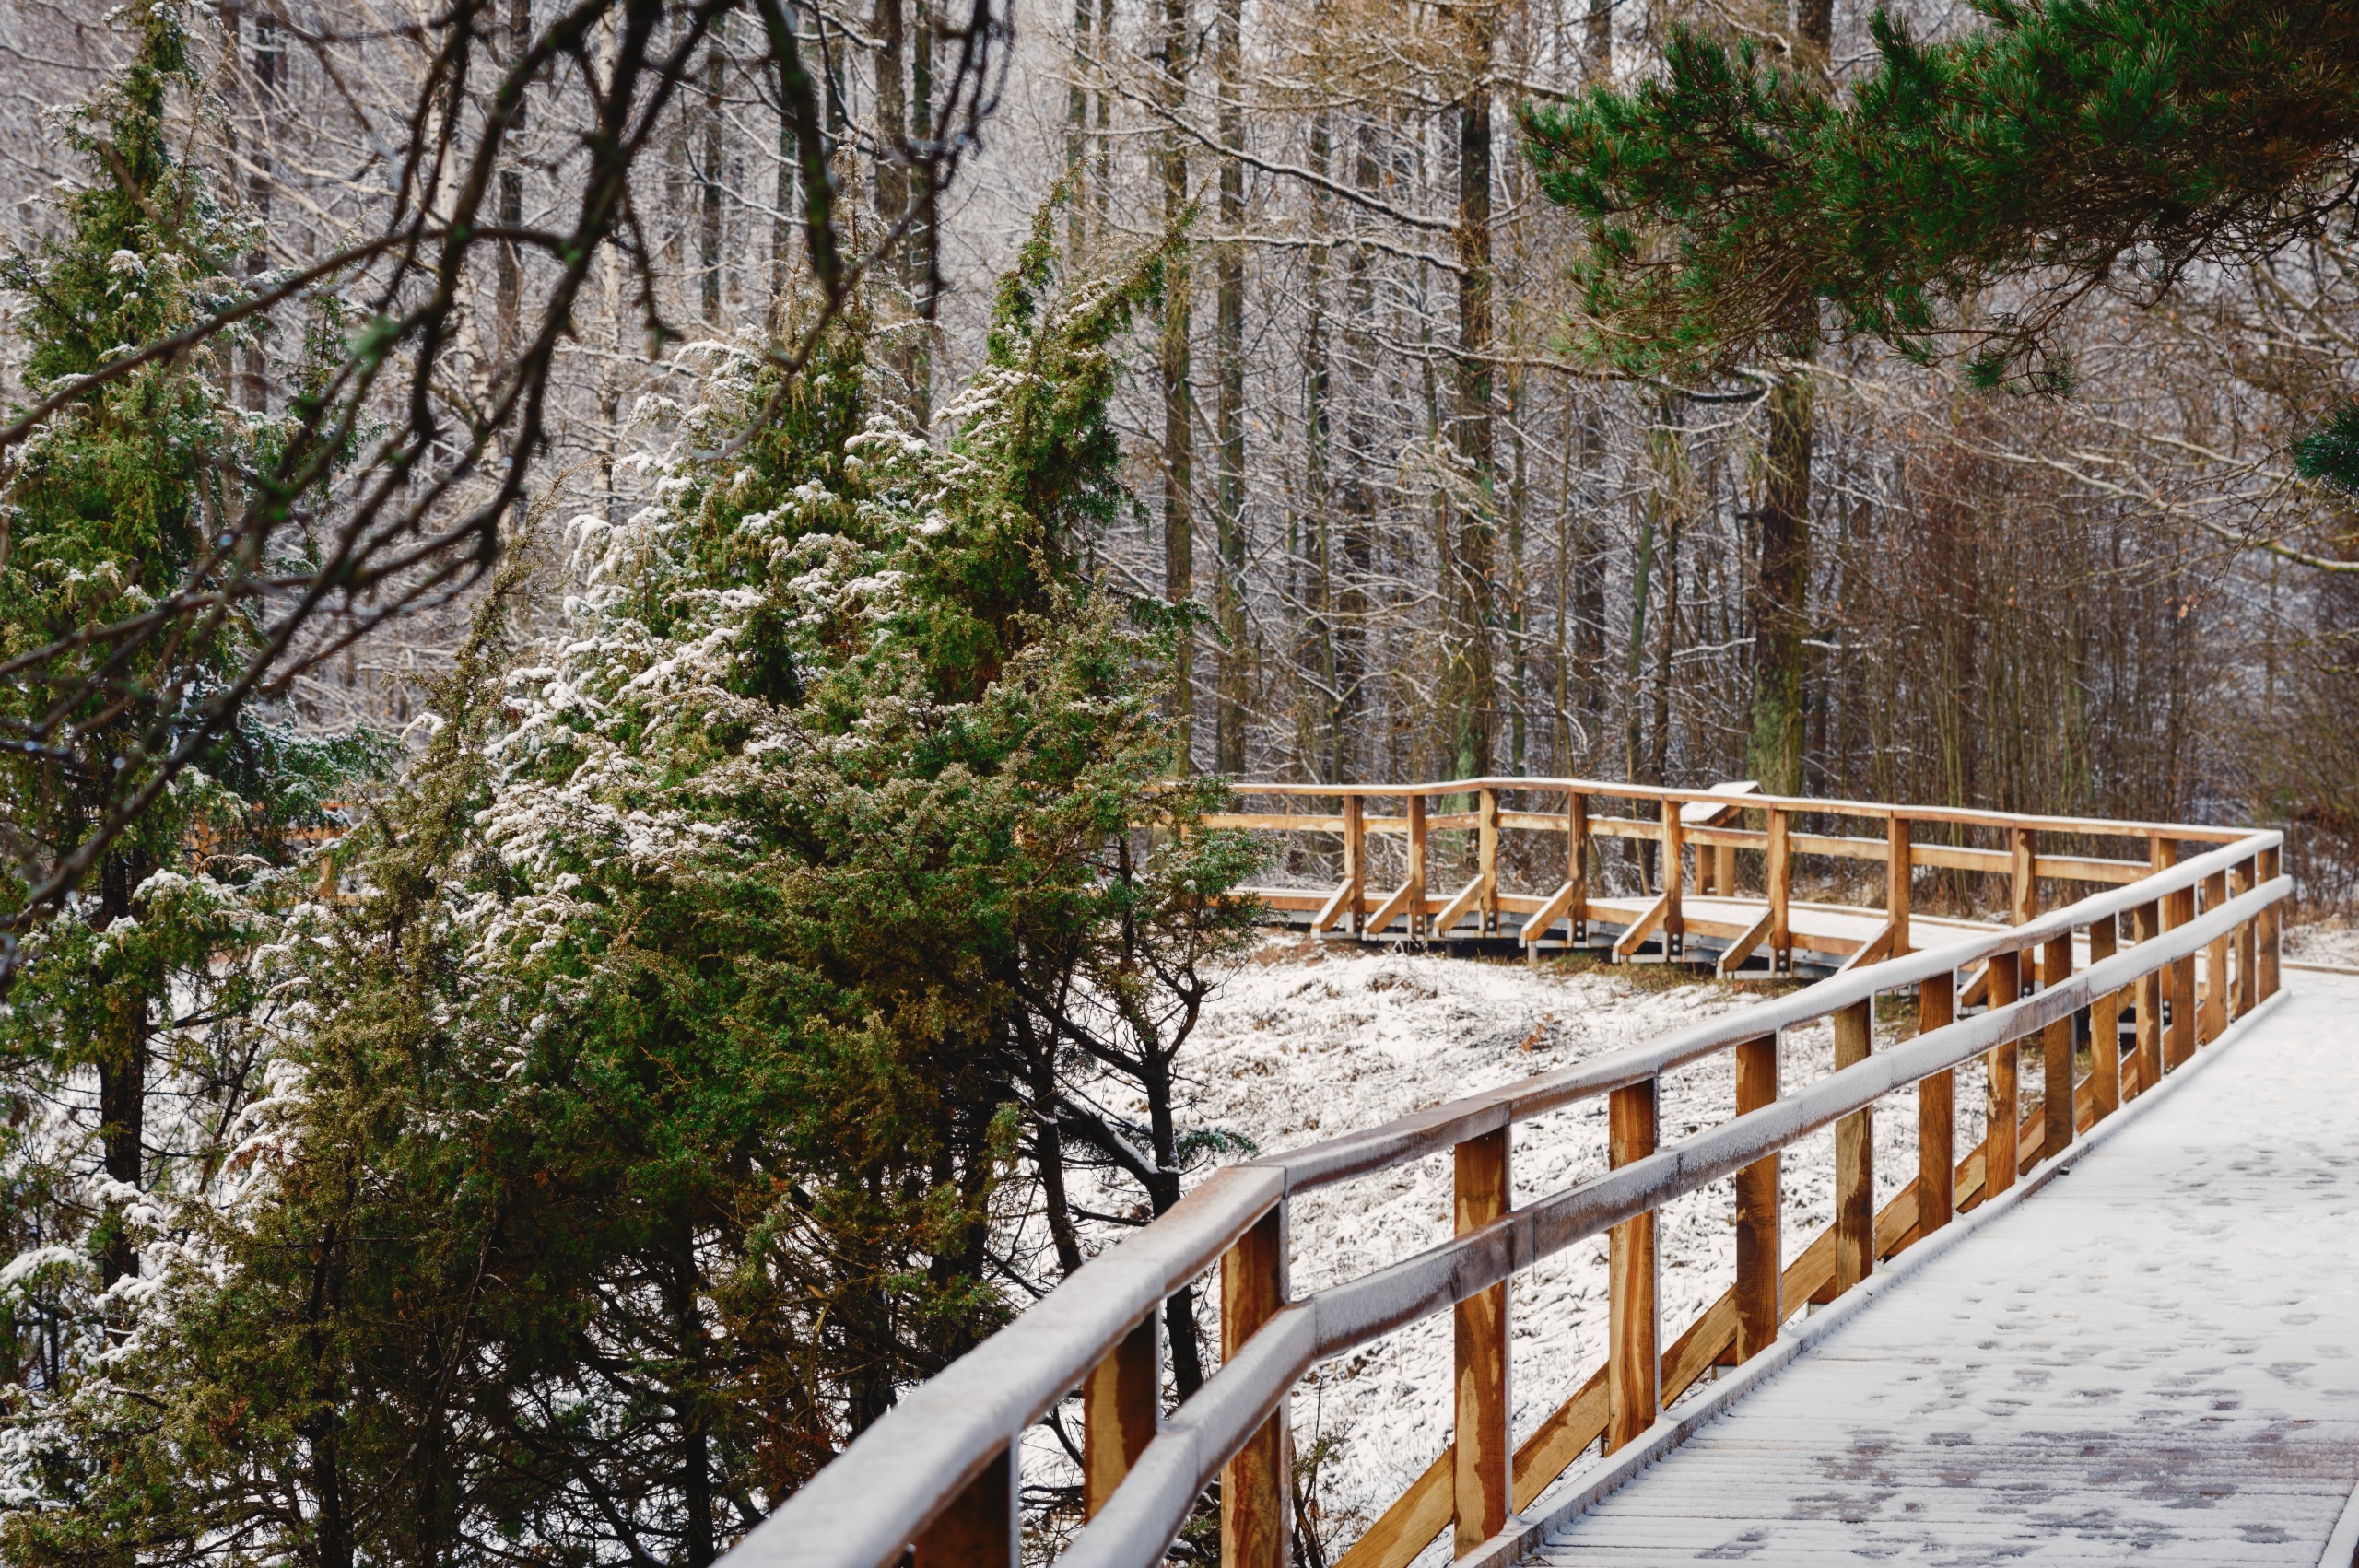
[1918,972,1955,1235]
[1452,1129,1510,1553]
[1343,793,1366,937]
[1733,1034,1780,1360]
[2165,879,2197,1071]
[1083,1316,1160,1519]
[1660,798,1684,959]
[2038,931,2074,1161]
[1567,791,1589,946]
[1477,789,1501,937]
[2088,914,2120,1121]
[2010,826,2037,925]
[913,1444,1016,1568]
[1220,1206,1289,1568]
[2258,842,2282,999]
[1766,807,1791,974]
[2200,868,2230,1043]
[2132,834,2168,1096]
[1833,999,1874,1294]
[1606,1079,1659,1450]
[1886,815,1912,955]
[1407,792,1428,942]
[2231,857,2258,1018]
[1985,950,2022,1199]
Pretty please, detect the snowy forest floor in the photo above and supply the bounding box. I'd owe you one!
[1035,934,1997,1559]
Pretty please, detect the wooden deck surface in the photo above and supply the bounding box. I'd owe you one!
[1529,971,2359,1565]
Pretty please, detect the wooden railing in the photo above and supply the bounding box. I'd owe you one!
[719,786,2285,1568]
[1203,777,2256,970]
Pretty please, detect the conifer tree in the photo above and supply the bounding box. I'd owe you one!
[1520,1,2359,392]
[0,201,1257,1565]
[0,0,368,1434]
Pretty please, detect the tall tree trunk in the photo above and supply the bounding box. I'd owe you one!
[700,29,725,324]
[1750,369,1812,794]
[1213,0,1247,773]
[1446,7,1497,779]
[1161,0,1194,765]
[1306,113,1337,780]
[1585,0,1612,80]
[671,1218,715,1568]
[909,0,936,425]
[95,848,147,1295]
[1747,0,1835,793]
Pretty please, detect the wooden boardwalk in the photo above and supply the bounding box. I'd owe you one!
[1530,972,2359,1566]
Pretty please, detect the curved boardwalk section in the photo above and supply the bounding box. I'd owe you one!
[1533,972,2359,1566]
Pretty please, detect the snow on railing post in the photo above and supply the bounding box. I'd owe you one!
[1732,1034,1781,1360]
[913,1443,1015,1568]
[1219,1205,1289,1568]
[1833,999,1874,1295]
[2258,843,2282,999]
[1605,1080,1659,1450]
[1917,972,1956,1235]
[1985,950,2024,1199]
[1452,1128,1511,1551]
[1083,1317,1159,1519]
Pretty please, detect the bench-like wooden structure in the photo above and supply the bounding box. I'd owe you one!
[719,781,2285,1568]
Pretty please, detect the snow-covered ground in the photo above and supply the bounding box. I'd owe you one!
[2284,913,2359,968]
[1050,935,1993,1555]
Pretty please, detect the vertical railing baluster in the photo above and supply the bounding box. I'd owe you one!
[2231,856,2257,1019]
[1834,999,1874,1294]
[1734,1033,1780,1361]
[2039,930,2074,1158]
[1453,1129,1510,1553]
[1407,791,1428,942]
[2165,879,2197,1071]
[1477,788,1501,937]
[1607,1079,1659,1448]
[1986,950,2022,1199]
[1083,1316,1160,1520]
[1886,815,1912,955]
[913,1443,1016,1568]
[1918,972,1955,1235]
[1567,790,1589,946]
[2259,842,2282,999]
[1343,792,1366,937]
[1766,807,1791,974]
[1220,1206,1289,1568]
[2200,868,2230,1043]
[2010,826,2037,926]
[2088,914,2120,1121]
[1661,798,1684,960]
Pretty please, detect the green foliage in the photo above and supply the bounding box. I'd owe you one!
[2294,402,2359,496]
[0,201,1259,1564]
[1520,1,2359,383]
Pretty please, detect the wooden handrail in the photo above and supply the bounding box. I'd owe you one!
[720,812,2286,1568]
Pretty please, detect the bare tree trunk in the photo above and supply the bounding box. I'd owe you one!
[1750,369,1812,793]
[699,28,725,324]
[1445,6,1497,779]
[1161,0,1194,765]
[1213,0,1247,773]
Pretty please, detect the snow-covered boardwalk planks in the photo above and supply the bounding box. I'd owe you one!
[1530,971,2359,1567]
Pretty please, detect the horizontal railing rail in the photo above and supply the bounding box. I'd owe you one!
[721,787,2285,1568]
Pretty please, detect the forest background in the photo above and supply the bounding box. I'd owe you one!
[1,0,2356,1562]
